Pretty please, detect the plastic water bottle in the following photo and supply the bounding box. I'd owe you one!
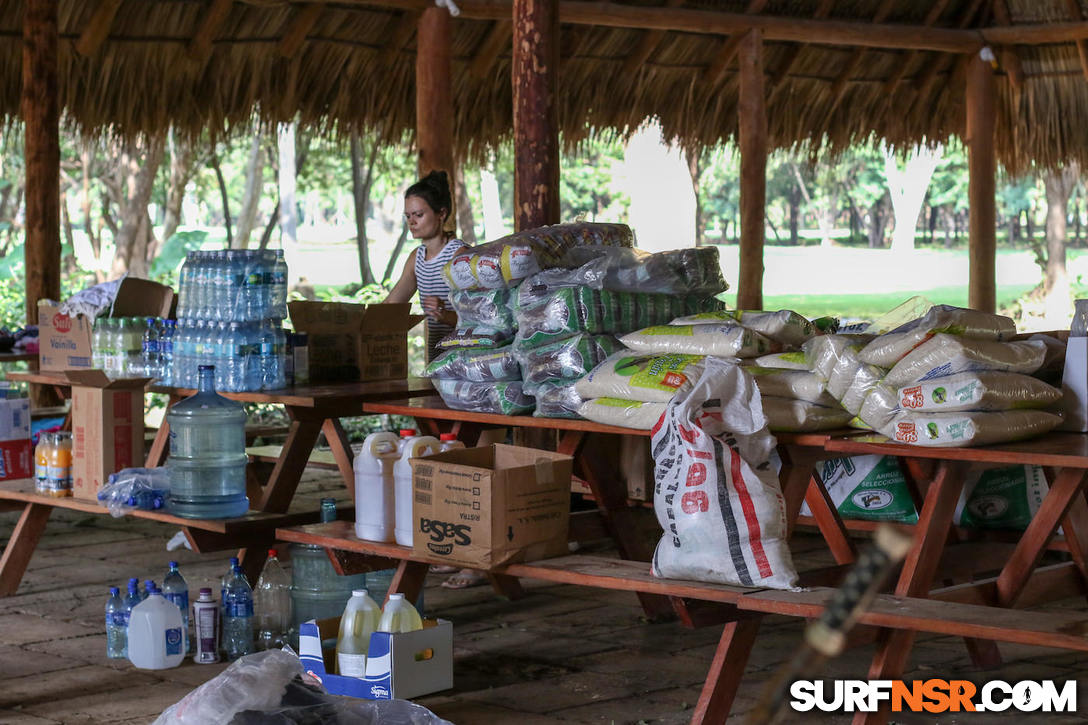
[335,589,381,677]
[165,365,249,518]
[222,566,254,660]
[176,255,191,320]
[105,586,127,659]
[92,320,107,372]
[128,589,185,669]
[439,433,465,452]
[273,324,287,389]
[271,249,288,320]
[244,322,261,392]
[354,432,399,543]
[162,561,190,653]
[393,436,439,547]
[192,587,220,664]
[259,322,278,390]
[254,549,292,651]
[161,320,175,386]
[223,322,242,392]
[220,556,239,620]
[142,317,161,379]
[377,593,423,633]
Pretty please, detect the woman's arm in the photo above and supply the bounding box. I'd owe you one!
[384,249,418,303]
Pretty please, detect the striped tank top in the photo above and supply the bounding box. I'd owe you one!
[415,238,466,359]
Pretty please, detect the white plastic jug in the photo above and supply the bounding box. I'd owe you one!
[393,435,439,547]
[128,591,185,669]
[335,588,381,677]
[377,592,423,633]
[354,431,400,542]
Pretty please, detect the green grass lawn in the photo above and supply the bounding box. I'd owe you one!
[720,284,1038,321]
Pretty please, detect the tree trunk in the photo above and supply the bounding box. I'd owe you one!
[687,147,704,247]
[788,184,800,246]
[1044,164,1079,324]
[383,220,410,283]
[455,172,478,245]
[60,189,77,276]
[110,136,164,279]
[885,145,942,254]
[79,144,102,265]
[233,131,264,249]
[480,160,505,240]
[867,197,886,248]
[350,131,379,285]
[278,122,300,279]
[162,130,195,245]
[211,151,233,248]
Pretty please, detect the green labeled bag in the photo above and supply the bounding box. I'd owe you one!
[807,454,918,523]
[954,465,1048,529]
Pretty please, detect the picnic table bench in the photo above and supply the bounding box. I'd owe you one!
[0,372,433,592]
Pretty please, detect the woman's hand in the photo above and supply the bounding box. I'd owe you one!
[422,296,457,327]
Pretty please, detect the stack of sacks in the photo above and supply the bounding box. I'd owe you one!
[514,247,727,419]
[443,221,634,292]
[576,308,851,432]
[807,305,1064,446]
[428,287,534,415]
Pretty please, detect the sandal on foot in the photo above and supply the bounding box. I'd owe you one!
[430,564,459,574]
[441,569,489,589]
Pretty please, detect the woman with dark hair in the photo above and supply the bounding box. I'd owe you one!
[385,171,466,361]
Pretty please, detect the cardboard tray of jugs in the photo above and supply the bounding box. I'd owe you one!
[297,617,452,700]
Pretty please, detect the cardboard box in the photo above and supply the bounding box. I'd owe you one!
[298,617,453,700]
[288,301,424,383]
[0,397,32,481]
[1061,336,1088,432]
[68,371,149,501]
[38,278,174,373]
[410,444,573,570]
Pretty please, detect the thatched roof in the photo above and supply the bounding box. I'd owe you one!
[3,0,1088,169]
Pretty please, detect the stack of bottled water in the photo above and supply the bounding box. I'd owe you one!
[172,249,290,391]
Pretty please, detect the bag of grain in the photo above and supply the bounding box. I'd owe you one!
[881,409,1061,447]
[762,397,853,432]
[620,324,779,358]
[579,398,667,430]
[576,352,706,403]
[953,465,1049,529]
[437,326,515,350]
[859,305,1017,367]
[882,334,1048,388]
[746,367,835,405]
[754,351,811,370]
[895,371,1062,413]
[434,379,535,415]
[805,455,919,524]
[532,379,586,419]
[517,334,622,392]
[426,346,521,382]
[670,309,817,347]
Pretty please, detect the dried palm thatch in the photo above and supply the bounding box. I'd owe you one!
[2,0,1088,169]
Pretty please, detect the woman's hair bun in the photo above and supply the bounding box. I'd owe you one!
[406,170,452,215]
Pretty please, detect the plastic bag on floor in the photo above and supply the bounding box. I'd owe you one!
[620,323,779,358]
[895,371,1062,413]
[859,305,1017,368]
[425,346,521,382]
[882,334,1048,388]
[651,358,798,589]
[578,397,667,430]
[576,351,707,403]
[881,409,1061,447]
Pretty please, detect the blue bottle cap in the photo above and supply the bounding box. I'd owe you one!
[128,577,138,586]
[229,556,239,566]
[168,561,178,569]
[144,580,155,589]
[109,586,119,596]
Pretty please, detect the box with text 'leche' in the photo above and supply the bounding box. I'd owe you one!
[297,618,453,700]
[67,371,149,501]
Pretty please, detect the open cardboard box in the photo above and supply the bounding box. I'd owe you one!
[38,278,174,373]
[297,617,453,700]
[288,301,424,383]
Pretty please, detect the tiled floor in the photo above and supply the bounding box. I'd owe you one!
[1,470,1086,724]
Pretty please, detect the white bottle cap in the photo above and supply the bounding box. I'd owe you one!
[388,593,404,600]
[351,589,370,597]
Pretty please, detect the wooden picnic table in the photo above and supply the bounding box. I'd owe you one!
[1,371,433,590]
[0,351,36,364]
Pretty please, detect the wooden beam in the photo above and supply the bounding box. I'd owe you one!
[991,0,1024,90]
[620,0,684,75]
[513,0,560,230]
[345,0,985,53]
[822,0,896,113]
[768,0,834,94]
[187,0,233,63]
[701,0,767,87]
[22,0,61,326]
[1063,0,1088,82]
[381,11,420,66]
[416,7,454,183]
[277,2,326,59]
[966,54,996,313]
[737,29,765,311]
[469,20,511,79]
[903,0,986,116]
[74,0,121,57]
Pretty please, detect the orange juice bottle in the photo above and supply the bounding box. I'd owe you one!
[46,432,73,498]
[34,433,51,494]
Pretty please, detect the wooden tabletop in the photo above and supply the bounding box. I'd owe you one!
[5,370,433,408]
[0,479,326,535]
[0,351,35,363]
[825,431,1088,468]
[362,394,848,448]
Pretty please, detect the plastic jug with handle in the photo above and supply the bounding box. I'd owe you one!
[354,431,400,542]
[393,436,439,547]
[127,589,185,670]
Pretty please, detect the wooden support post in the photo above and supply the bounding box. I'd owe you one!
[416,7,456,230]
[966,54,996,313]
[22,0,61,329]
[513,0,560,230]
[737,29,766,311]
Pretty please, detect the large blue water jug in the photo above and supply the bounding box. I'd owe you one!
[166,364,249,518]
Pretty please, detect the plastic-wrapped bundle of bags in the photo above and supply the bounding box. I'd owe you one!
[443,222,635,291]
[438,288,516,351]
[805,306,1064,447]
